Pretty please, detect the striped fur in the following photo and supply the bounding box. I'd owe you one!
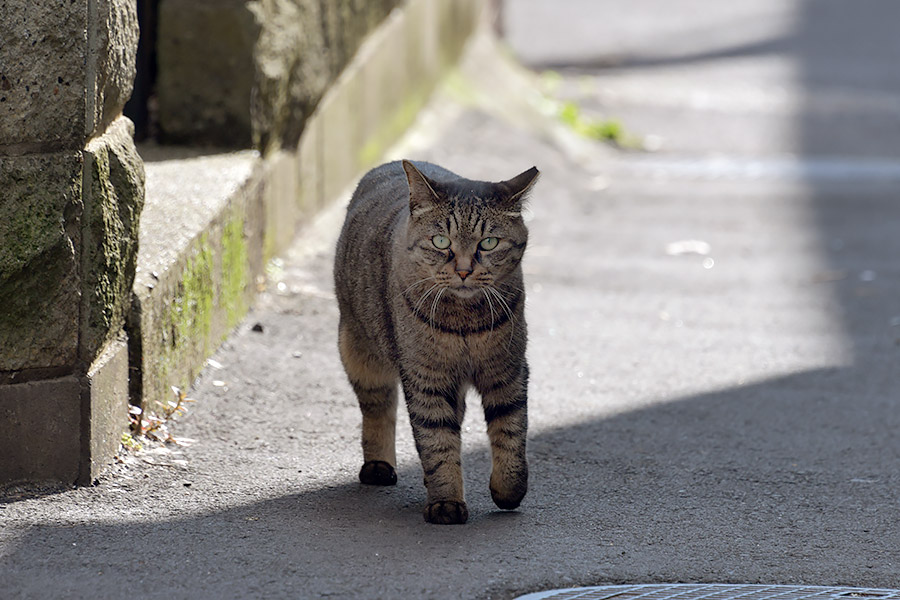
[334,160,539,524]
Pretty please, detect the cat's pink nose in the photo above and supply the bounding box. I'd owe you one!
[456,269,471,280]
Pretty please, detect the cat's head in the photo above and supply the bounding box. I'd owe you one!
[402,160,539,299]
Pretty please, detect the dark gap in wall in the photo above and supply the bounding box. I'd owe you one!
[124,0,159,142]
[124,308,143,414]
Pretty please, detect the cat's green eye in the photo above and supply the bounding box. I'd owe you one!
[479,237,500,251]
[432,235,451,250]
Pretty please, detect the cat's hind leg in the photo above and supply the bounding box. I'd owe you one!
[338,321,399,486]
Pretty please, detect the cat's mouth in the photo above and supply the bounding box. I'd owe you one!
[448,284,482,299]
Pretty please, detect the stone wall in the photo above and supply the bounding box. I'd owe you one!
[0,0,144,484]
[155,0,404,151]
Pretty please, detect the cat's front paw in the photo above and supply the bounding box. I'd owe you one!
[424,500,468,525]
[490,469,528,510]
[359,460,397,486]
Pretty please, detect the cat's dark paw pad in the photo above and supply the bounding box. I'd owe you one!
[424,500,468,525]
[359,460,397,486]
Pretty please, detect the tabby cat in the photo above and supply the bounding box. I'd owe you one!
[334,160,539,525]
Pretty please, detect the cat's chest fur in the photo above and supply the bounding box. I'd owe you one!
[390,275,521,357]
[391,289,515,367]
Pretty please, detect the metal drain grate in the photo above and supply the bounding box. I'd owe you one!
[516,584,900,600]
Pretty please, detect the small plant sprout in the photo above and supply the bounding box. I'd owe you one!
[557,100,633,146]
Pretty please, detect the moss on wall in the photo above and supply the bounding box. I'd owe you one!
[221,213,249,331]
[0,154,83,372]
[141,208,253,413]
[152,233,214,405]
[82,119,146,362]
[175,234,215,354]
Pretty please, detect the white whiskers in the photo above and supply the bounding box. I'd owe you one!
[484,285,518,350]
[413,282,444,316]
[429,287,446,343]
[396,276,438,302]
[482,287,497,334]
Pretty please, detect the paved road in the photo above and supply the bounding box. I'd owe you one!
[3,2,899,598]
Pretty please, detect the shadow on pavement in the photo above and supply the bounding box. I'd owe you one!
[3,363,898,598]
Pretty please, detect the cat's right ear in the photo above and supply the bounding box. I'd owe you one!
[499,166,540,210]
[402,160,440,218]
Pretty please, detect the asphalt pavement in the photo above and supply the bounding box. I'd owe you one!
[2,1,900,598]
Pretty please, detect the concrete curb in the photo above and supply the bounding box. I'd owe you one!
[130,0,484,415]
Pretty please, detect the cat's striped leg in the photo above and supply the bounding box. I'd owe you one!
[338,322,398,486]
[401,371,468,524]
[477,363,529,510]
[354,380,399,485]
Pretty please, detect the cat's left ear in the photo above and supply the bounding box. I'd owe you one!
[402,160,441,218]
[499,166,540,210]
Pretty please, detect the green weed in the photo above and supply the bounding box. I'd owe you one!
[557,100,629,145]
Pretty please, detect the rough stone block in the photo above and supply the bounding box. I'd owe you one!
[0,0,137,149]
[0,0,88,150]
[0,375,82,483]
[316,0,452,191]
[81,117,146,362]
[155,0,404,151]
[88,0,140,138]
[319,0,403,74]
[253,0,402,152]
[82,335,129,484]
[251,0,328,153]
[0,335,129,485]
[0,153,83,374]
[157,0,259,146]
